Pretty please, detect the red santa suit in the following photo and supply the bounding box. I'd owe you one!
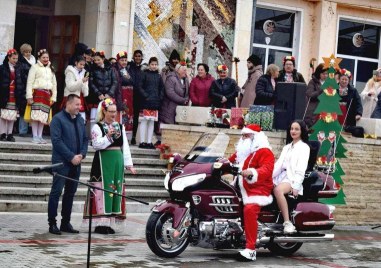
[229,125,274,252]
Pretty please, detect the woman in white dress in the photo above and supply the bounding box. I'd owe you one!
[272,120,310,234]
[360,69,381,118]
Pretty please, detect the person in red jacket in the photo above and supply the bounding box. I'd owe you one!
[189,63,214,107]
[229,124,275,261]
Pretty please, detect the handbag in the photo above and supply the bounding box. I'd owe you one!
[23,104,32,123]
[245,105,274,131]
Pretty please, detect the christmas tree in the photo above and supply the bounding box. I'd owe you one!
[309,54,346,205]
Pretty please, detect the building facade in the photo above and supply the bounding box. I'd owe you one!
[0,0,381,91]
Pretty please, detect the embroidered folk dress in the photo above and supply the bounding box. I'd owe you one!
[84,121,133,228]
[0,66,18,121]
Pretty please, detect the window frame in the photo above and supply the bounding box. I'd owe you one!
[253,2,303,70]
[335,15,381,89]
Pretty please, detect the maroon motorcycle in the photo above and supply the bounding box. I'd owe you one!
[146,133,338,258]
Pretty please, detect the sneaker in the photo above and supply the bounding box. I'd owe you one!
[6,134,15,142]
[283,221,296,234]
[32,137,40,144]
[0,133,6,141]
[237,248,256,261]
[130,137,136,145]
[39,137,47,144]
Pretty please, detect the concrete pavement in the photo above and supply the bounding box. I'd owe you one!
[0,212,381,267]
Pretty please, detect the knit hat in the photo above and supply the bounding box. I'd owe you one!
[116,51,128,61]
[247,54,261,66]
[169,49,180,61]
[241,124,261,134]
[283,55,296,66]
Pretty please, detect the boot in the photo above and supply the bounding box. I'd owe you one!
[6,134,15,142]
[0,133,6,141]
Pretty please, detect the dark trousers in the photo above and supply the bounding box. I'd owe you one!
[47,165,80,226]
[132,104,140,138]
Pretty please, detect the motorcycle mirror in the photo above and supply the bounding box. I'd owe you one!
[213,162,223,169]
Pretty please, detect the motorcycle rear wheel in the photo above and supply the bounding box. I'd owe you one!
[146,212,189,258]
[267,242,303,256]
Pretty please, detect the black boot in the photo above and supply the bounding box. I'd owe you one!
[6,134,15,142]
[130,137,136,145]
[0,133,6,141]
[94,226,109,234]
[60,222,79,233]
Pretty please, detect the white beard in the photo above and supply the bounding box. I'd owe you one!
[236,138,253,165]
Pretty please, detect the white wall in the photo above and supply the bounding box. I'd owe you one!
[0,0,17,52]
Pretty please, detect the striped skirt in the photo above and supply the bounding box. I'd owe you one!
[31,89,52,124]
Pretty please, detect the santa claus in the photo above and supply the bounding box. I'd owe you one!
[228,124,275,261]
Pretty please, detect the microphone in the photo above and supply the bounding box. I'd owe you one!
[33,163,64,174]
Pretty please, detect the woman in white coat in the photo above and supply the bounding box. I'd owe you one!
[272,120,310,233]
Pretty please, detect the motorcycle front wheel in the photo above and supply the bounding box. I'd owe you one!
[267,242,303,256]
[146,212,189,258]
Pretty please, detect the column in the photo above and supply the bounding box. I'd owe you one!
[0,0,17,52]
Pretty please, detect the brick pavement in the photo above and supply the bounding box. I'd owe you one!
[0,212,381,268]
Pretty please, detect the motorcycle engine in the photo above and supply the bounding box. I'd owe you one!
[194,219,243,249]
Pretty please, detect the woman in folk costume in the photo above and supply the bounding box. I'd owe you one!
[228,124,274,262]
[360,68,381,118]
[63,55,89,122]
[26,49,57,144]
[0,49,25,142]
[85,98,136,234]
[113,51,135,138]
[272,120,310,234]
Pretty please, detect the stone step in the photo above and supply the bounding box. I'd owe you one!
[0,175,165,189]
[0,200,160,213]
[0,163,168,177]
[0,141,161,158]
[0,153,168,168]
[0,186,169,202]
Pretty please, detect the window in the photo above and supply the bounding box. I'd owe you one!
[336,19,381,90]
[252,7,296,70]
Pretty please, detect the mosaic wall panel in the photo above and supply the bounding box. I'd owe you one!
[133,0,236,77]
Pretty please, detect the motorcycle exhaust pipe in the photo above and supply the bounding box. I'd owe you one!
[259,233,334,244]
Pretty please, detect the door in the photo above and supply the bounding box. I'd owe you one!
[48,15,80,109]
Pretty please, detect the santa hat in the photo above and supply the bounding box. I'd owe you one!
[241,124,261,134]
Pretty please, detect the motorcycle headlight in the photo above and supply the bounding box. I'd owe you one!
[172,174,206,191]
[164,172,170,190]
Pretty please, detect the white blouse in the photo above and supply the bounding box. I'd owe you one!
[91,123,133,167]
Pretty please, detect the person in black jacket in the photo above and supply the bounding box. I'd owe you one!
[254,64,279,105]
[337,69,362,130]
[138,57,164,149]
[18,43,36,136]
[277,56,306,83]
[0,49,26,142]
[209,64,239,109]
[128,50,144,145]
[88,51,118,129]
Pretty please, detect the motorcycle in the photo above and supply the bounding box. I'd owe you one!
[146,133,338,258]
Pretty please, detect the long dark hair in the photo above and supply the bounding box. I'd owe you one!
[286,120,309,144]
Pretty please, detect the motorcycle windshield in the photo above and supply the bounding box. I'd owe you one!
[184,133,230,163]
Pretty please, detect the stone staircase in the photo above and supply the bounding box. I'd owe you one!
[0,140,169,213]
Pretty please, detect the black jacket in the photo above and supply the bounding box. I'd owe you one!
[254,74,276,105]
[0,60,26,113]
[277,69,306,83]
[138,69,165,110]
[340,84,362,127]
[209,77,239,109]
[113,63,134,111]
[88,61,118,105]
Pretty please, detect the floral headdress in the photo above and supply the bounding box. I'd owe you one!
[7,48,17,56]
[339,68,352,79]
[37,49,48,57]
[283,55,295,66]
[94,50,105,58]
[116,51,128,61]
[96,98,116,122]
[217,64,228,73]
